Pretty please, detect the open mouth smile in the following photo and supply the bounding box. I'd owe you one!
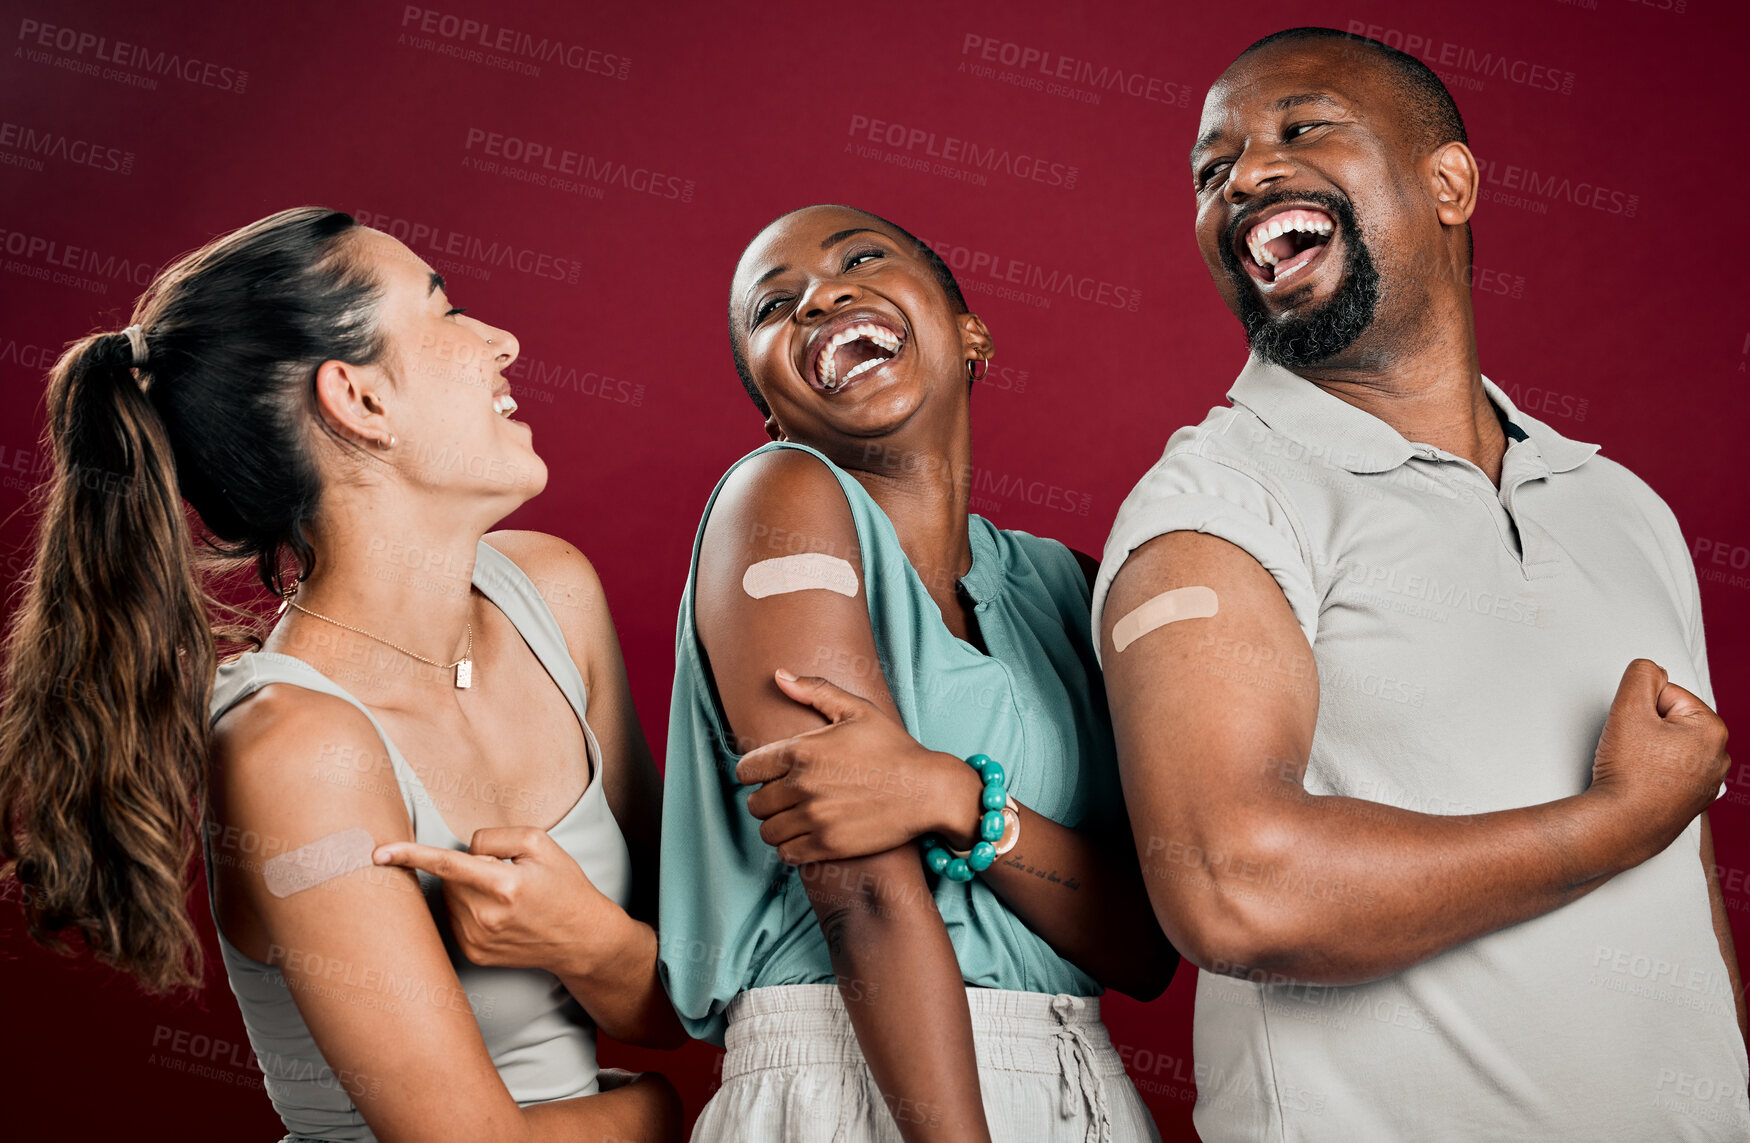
[806,312,907,393]
[1237,206,1337,292]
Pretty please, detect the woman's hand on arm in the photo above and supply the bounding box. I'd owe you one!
[733,671,970,862]
[481,530,685,1049]
[211,692,681,1143]
[695,449,991,1143]
[372,827,677,1047]
[739,673,1178,999]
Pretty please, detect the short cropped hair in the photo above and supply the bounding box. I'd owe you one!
[1238,27,1468,152]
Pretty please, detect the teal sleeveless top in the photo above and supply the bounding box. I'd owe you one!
[202,540,632,1143]
[657,442,1122,1045]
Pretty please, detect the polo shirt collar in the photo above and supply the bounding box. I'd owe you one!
[1226,355,1600,476]
[1476,376,1600,474]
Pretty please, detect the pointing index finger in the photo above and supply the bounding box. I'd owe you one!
[372,841,503,890]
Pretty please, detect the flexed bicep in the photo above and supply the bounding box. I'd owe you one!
[1100,529,1320,970]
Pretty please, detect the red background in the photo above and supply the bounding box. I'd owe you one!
[1,0,1745,1139]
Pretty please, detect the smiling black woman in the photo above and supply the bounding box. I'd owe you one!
[1096,27,1747,1142]
[658,203,1178,1142]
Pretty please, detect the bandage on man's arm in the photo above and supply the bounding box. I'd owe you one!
[694,449,992,1143]
[1100,529,1703,986]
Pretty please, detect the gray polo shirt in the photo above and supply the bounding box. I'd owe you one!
[1092,356,1749,1141]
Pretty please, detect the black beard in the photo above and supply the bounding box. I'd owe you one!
[1220,190,1380,370]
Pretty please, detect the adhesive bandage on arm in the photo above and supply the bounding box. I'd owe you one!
[742,553,859,599]
[262,827,378,898]
[1112,585,1220,652]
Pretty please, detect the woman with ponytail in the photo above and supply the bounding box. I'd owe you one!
[0,208,684,1142]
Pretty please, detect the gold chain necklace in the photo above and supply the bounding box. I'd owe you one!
[282,592,474,689]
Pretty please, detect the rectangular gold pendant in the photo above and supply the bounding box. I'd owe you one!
[455,658,472,689]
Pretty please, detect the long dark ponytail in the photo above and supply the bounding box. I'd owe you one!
[0,207,386,992]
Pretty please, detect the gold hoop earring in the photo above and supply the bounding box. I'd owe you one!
[967,358,989,383]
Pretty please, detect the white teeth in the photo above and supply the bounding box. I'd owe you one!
[493,393,518,417]
[1271,249,1319,285]
[817,321,903,388]
[1245,212,1335,270]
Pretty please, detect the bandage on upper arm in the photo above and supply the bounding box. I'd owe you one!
[1113,585,1219,652]
[742,553,859,599]
[262,827,378,898]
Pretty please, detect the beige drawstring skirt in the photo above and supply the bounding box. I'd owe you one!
[691,984,1161,1143]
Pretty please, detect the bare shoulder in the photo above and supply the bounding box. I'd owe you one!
[482,529,610,652]
[723,445,846,495]
[483,529,605,610]
[210,682,414,862]
[701,448,861,566]
[214,683,386,794]
[694,448,892,741]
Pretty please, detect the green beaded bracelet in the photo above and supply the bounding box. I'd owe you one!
[923,753,1009,882]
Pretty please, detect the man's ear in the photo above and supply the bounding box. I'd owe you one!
[958,312,994,367]
[313,358,393,448]
[1430,141,1478,227]
[763,412,786,442]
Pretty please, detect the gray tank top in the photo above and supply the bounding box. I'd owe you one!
[201,540,632,1143]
